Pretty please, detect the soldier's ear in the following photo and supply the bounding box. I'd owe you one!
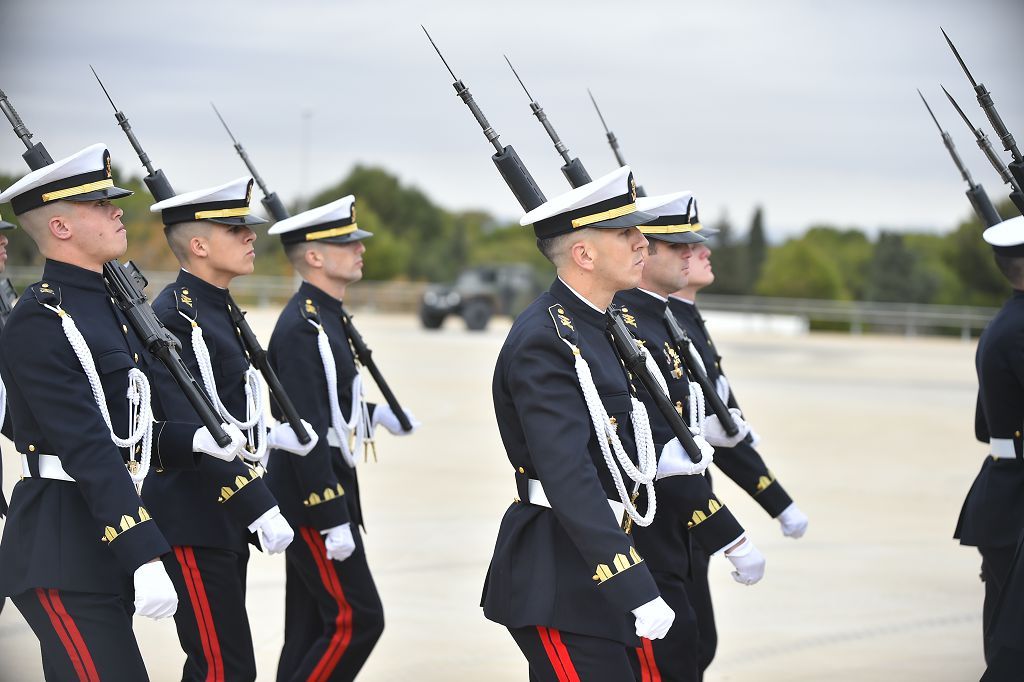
[304,247,324,270]
[569,239,594,271]
[48,214,72,241]
[189,235,209,259]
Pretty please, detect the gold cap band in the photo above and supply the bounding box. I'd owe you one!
[41,178,114,203]
[570,202,637,229]
[194,206,251,220]
[305,223,358,241]
[639,224,700,235]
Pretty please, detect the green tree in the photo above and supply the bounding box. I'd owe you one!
[755,239,848,300]
[705,211,747,294]
[864,231,939,303]
[745,206,766,293]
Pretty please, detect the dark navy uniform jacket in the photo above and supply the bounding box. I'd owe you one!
[482,278,660,646]
[144,270,278,552]
[616,289,745,580]
[0,260,201,597]
[668,296,794,517]
[2,411,10,517]
[265,281,376,533]
[956,290,1024,549]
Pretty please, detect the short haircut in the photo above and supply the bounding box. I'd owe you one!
[536,231,576,267]
[646,239,659,255]
[164,221,212,265]
[994,252,1024,288]
[284,241,319,273]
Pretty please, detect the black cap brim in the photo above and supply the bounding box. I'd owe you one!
[643,230,707,245]
[315,228,375,245]
[588,208,658,229]
[206,214,270,227]
[64,186,134,203]
[0,220,15,230]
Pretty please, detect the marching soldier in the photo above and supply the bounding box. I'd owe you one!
[482,166,712,680]
[614,191,766,681]
[668,204,807,675]
[263,195,418,681]
[955,214,1024,669]
[144,177,315,681]
[0,144,246,681]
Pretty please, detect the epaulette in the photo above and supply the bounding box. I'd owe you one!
[547,303,579,348]
[300,297,321,326]
[31,281,60,307]
[174,286,197,321]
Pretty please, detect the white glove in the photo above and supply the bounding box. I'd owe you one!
[323,523,356,562]
[777,503,809,539]
[250,508,294,554]
[267,420,319,456]
[192,423,247,462]
[715,374,731,403]
[700,409,750,448]
[656,436,713,479]
[631,596,675,640]
[725,538,766,585]
[133,561,178,620]
[747,427,762,448]
[372,405,421,435]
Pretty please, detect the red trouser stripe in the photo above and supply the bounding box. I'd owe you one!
[536,626,581,682]
[637,638,661,682]
[35,589,92,682]
[301,527,354,682]
[47,590,101,682]
[174,547,225,682]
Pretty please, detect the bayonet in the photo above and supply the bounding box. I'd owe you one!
[211,103,289,222]
[941,28,1022,169]
[90,66,174,200]
[942,85,1024,215]
[918,89,1001,226]
[504,55,591,188]
[586,89,645,196]
[422,26,546,211]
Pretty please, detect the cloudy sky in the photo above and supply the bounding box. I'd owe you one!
[1,0,1022,239]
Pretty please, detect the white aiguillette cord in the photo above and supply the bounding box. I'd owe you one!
[309,318,369,468]
[183,313,266,463]
[44,303,153,486]
[557,335,658,528]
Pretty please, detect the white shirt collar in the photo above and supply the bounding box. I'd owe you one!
[558,277,605,313]
[637,288,668,302]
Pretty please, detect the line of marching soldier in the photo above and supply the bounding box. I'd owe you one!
[0,139,417,681]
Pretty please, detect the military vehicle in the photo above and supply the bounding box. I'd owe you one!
[420,264,542,331]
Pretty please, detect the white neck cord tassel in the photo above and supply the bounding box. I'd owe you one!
[187,319,266,463]
[46,304,153,485]
[561,337,657,528]
[311,320,368,468]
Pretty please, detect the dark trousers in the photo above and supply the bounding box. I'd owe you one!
[275,526,384,682]
[12,588,149,682]
[681,545,716,677]
[981,644,1024,682]
[162,545,257,682]
[979,545,1016,664]
[642,572,700,682]
[509,625,639,682]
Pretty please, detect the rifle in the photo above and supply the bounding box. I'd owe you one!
[918,89,1001,227]
[0,88,232,447]
[0,278,16,333]
[422,26,547,212]
[89,68,310,445]
[587,89,646,197]
[941,85,1024,215]
[212,104,413,433]
[663,309,739,437]
[606,307,703,463]
[504,56,592,189]
[941,29,1024,192]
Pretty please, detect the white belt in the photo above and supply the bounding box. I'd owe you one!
[21,454,76,482]
[990,438,1018,460]
[327,428,342,449]
[526,478,625,520]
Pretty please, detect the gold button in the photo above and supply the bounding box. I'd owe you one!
[306,299,313,304]
[28,444,36,452]
[1017,431,1022,438]
[182,289,189,295]
[121,325,128,334]
[518,467,525,474]
[134,353,139,362]
[609,416,618,425]
[513,497,521,504]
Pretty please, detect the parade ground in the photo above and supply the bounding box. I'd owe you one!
[0,310,988,681]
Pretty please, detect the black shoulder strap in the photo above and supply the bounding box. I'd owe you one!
[547,303,579,347]
[300,296,321,326]
[174,286,198,322]
[31,281,60,308]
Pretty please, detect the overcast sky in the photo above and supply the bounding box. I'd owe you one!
[1,0,1022,239]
